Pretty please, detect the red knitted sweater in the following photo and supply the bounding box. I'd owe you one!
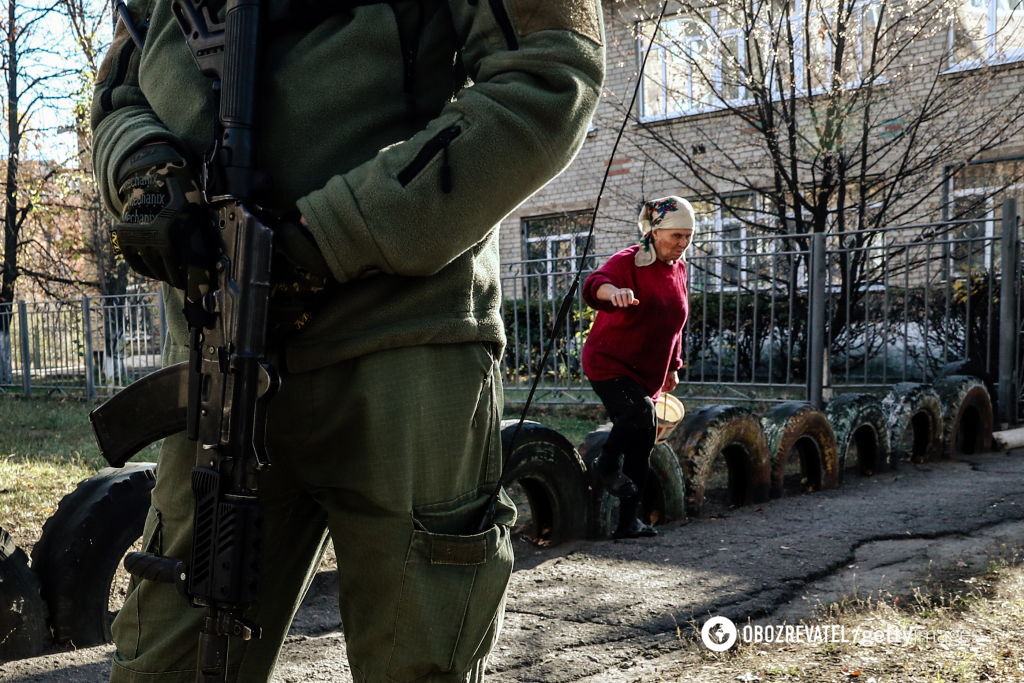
[581,245,688,398]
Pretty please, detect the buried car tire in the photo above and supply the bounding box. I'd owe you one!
[934,375,993,458]
[881,383,943,464]
[825,393,891,482]
[759,401,839,498]
[500,420,590,546]
[578,427,686,538]
[668,405,770,517]
[0,526,49,661]
[30,462,156,647]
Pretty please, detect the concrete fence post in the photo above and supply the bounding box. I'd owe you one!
[807,232,827,409]
[18,301,31,398]
[998,198,1019,427]
[83,296,95,399]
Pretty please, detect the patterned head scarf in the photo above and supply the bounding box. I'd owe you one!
[635,196,696,266]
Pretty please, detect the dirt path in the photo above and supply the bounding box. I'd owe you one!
[4,449,1024,682]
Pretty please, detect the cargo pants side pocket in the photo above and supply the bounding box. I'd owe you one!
[386,492,516,680]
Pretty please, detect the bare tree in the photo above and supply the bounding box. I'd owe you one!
[612,0,1024,230]
[1,0,85,380]
[58,0,126,298]
[602,0,1024,378]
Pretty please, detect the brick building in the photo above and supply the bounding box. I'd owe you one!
[496,0,1024,272]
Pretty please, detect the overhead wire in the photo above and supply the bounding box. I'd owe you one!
[479,0,673,530]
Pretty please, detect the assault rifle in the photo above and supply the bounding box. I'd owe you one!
[89,1,276,680]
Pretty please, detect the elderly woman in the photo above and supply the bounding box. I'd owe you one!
[582,196,694,539]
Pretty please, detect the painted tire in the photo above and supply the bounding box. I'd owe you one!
[578,427,686,538]
[500,420,590,546]
[881,383,944,464]
[937,359,996,412]
[0,527,49,661]
[667,405,770,517]
[759,401,839,498]
[934,375,994,457]
[30,462,156,646]
[825,393,890,481]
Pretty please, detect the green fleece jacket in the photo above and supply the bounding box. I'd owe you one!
[92,0,604,372]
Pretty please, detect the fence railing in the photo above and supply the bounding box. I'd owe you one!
[0,292,166,398]
[2,202,1020,423]
[501,200,1023,423]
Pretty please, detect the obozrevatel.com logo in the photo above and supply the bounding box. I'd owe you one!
[701,616,738,651]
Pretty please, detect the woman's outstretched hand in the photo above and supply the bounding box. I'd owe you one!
[597,284,640,308]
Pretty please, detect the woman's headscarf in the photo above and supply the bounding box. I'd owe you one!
[635,196,696,267]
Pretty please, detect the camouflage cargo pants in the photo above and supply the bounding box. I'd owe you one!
[110,342,516,682]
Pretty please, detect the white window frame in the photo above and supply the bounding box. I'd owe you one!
[638,10,752,121]
[945,0,1024,71]
[689,194,766,291]
[638,0,884,122]
[522,212,592,300]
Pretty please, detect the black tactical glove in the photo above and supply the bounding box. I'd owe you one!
[113,143,214,289]
[268,220,332,337]
[272,220,332,287]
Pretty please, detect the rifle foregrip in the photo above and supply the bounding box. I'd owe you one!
[125,551,188,595]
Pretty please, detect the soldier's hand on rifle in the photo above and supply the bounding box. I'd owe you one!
[266,219,332,337]
[271,219,332,290]
[112,142,214,289]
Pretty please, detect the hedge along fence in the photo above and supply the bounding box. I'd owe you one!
[500,298,595,386]
[683,275,1022,391]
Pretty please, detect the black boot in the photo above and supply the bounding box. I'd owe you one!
[613,517,658,539]
[613,497,657,539]
[589,454,638,498]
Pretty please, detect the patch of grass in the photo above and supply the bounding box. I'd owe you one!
[501,405,604,450]
[651,551,1024,682]
[533,414,603,449]
[0,397,105,465]
[0,397,161,554]
[0,456,95,555]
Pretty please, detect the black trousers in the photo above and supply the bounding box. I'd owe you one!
[590,376,657,525]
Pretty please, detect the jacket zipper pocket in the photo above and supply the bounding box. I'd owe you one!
[397,124,462,193]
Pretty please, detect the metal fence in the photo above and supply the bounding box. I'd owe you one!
[3,201,1020,422]
[0,292,166,398]
[501,199,1023,423]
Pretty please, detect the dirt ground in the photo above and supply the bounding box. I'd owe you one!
[4,447,1024,682]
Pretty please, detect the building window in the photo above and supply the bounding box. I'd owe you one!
[522,211,594,299]
[945,159,1024,272]
[638,1,883,122]
[639,9,748,120]
[948,0,1024,69]
[689,195,762,290]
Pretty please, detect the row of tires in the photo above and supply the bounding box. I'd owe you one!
[502,375,993,545]
[0,376,994,661]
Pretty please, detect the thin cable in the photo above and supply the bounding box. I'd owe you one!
[480,0,672,530]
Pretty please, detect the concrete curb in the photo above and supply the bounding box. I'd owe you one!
[993,427,1024,450]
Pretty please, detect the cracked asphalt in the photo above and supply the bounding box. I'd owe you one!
[4,449,1024,682]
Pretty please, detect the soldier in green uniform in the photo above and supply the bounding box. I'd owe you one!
[91,1,604,680]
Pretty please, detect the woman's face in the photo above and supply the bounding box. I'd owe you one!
[651,228,694,263]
